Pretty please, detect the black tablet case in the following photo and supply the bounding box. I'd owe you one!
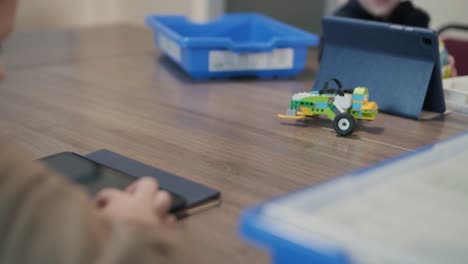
[86,149,220,208]
[314,16,446,119]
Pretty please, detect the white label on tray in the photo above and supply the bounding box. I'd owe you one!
[158,35,181,63]
[209,48,294,72]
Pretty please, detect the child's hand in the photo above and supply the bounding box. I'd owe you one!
[95,177,177,227]
[448,54,458,77]
[439,37,458,78]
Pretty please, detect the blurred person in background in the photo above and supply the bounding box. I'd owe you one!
[334,0,457,77]
[335,0,430,27]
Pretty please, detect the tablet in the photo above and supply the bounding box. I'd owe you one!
[314,16,446,119]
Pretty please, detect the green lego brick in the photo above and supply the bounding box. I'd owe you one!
[351,110,361,118]
[324,107,336,120]
[301,96,318,102]
[318,96,331,103]
[301,97,317,105]
[362,110,378,118]
[353,87,369,95]
[290,101,298,109]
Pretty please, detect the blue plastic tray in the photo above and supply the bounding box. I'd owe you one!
[145,13,319,79]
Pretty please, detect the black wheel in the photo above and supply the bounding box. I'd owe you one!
[333,113,356,137]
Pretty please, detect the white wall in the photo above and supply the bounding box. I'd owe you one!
[16,0,120,30]
[120,0,224,24]
[119,0,190,25]
[14,0,468,31]
[15,0,225,31]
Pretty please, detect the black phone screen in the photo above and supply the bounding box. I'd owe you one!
[40,152,186,213]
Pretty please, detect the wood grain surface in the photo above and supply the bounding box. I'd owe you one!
[1,25,467,263]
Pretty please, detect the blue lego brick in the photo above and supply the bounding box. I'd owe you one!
[352,94,365,101]
[352,103,362,111]
[317,102,329,109]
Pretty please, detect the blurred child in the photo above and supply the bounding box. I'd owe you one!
[335,0,430,27]
[334,0,457,77]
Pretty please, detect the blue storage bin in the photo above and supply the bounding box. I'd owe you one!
[145,13,320,79]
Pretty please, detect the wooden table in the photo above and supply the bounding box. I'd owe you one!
[1,25,467,263]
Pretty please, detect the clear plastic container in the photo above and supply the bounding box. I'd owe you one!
[443,76,468,114]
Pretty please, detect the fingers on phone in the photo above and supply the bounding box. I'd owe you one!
[95,188,122,208]
[154,190,172,216]
[133,177,159,199]
[165,215,177,226]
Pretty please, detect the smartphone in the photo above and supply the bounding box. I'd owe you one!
[39,152,186,213]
